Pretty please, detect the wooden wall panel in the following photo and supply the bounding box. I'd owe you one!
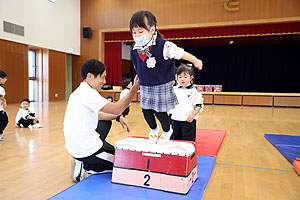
[0,39,28,103]
[214,95,242,105]
[99,90,117,100]
[203,94,213,104]
[99,90,140,102]
[48,50,66,101]
[122,59,132,75]
[42,49,49,102]
[82,0,300,30]
[274,96,300,107]
[72,55,82,91]
[243,96,273,106]
[114,92,120,101]
[72,0,101,91]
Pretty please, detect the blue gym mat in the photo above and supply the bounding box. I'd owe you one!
[265,134,300,164]
[49,156,216,200]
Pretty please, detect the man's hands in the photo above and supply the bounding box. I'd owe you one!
[131,75,140,91]
[119,116,130,132]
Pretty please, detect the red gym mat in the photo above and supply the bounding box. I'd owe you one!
[293,158,300,177]
[196,129,226,156]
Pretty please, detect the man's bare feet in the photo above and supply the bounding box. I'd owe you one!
[70,158,78,183]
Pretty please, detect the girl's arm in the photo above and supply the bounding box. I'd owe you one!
[181,52,203,70]
[163,41,203,70]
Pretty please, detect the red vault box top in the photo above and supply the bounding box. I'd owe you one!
[114,137,197,176]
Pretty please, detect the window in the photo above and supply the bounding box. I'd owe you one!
[28,50,36,101]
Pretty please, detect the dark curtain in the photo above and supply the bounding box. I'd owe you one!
[104,23,300,42]
[104,42,122,86]
[180,43,300,92]
[104,22,300,90]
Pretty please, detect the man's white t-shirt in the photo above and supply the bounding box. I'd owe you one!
[64,82,109,158]
[0,86,5,111]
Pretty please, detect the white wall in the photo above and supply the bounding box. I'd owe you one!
[122,42,131,60]
[0,0,80,55]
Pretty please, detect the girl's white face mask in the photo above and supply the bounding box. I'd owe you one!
[133,34,150,47]
[133,27,154,47]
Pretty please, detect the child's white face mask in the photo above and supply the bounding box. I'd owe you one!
[133,27,154,47]
[133,34,150,47]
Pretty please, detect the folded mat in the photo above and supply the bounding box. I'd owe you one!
[196,129,226,156]
[49,156,216,200]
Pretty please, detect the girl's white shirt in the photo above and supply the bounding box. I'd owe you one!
[133,32,184,60]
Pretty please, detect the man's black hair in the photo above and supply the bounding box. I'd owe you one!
[0,70,7,78]
[80,59,107,80]
[21,98,30,103]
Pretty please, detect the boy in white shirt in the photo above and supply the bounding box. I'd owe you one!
[15,99,41,130]
[170,64,204,142]
[119,78,132,117]
[0,70,8,141]
[64,59,139,182]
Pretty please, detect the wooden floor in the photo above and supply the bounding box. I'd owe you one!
[1,101,300,200]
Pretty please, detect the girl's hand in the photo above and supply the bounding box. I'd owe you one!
[186,115,194,123]
[194,59,203,70]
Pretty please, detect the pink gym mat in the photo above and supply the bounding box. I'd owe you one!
[196,129,226,156]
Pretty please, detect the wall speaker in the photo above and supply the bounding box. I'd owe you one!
[83,27,92,38]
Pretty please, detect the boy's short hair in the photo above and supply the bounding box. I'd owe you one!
[122,78,132,89]
[21,99,30,103]
[176,63,195,77]
[0,70,7,78]
[80,59,107,80]
[106,96,113,101]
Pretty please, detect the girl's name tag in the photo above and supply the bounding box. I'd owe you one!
[146,57,156,68]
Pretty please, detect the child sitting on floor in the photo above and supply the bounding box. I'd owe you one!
[119,78,133,117]
[15,99,42,130]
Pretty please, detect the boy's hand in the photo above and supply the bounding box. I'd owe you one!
[33,117,38,123]
[2,101,6,109]
[119,116,130,132]
[194,59,203,70]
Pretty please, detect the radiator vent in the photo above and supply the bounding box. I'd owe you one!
[3,21,24,36]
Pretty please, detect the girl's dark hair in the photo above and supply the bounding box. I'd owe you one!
[122,78,132,89]
[129,10,163,38]
[80,59,106,80]
[176,63,195,78]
